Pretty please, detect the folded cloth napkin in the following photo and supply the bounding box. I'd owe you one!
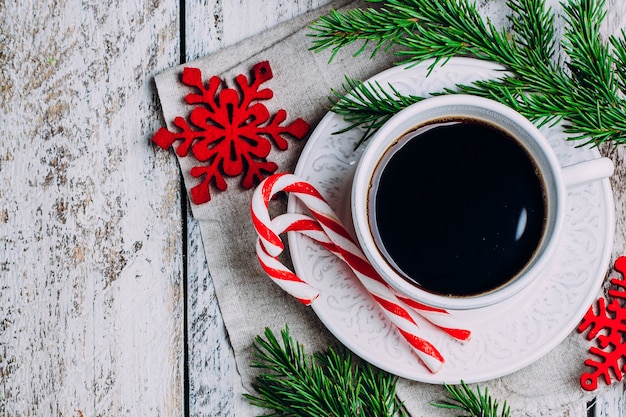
[155,1,600,415]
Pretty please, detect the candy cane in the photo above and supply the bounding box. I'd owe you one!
[251,172,470,339]
[255,213,332,305]
[394,295,471,342]
[254,210,444,372]
[258,212,471,341]
[251,173,468,372]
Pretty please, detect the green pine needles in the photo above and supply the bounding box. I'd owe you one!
[246,326,510,417]
[245,326,407,417]
[432,382,511,417]
[308,0,626,148]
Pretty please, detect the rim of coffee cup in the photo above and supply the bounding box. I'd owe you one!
[351,95,565,310]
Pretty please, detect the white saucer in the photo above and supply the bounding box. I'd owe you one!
[286,58,615,384]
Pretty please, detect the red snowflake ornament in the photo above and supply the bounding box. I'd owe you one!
[577,256,626,391]
[153,61,310,204]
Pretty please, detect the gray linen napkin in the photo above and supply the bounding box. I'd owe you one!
[155,1,598,415]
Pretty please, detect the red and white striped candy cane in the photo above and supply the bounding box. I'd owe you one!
[395,295,471,342]
[251,173,456,372]
[251,173,470,340]
[255,213,333,305]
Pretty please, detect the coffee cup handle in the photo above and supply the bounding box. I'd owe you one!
[561,157,614,188]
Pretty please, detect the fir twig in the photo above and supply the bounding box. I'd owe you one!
[309,0,626,148]
[245,326,407,417]
[245,327,514,417]
[330,77,424,149]
[432,381,511,417]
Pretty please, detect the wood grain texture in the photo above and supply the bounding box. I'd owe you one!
[182,2,333,415]
[0,0,184,415]
[185,210,241,417]
[184,0,333,61]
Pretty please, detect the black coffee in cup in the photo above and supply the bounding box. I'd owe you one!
[371,118,547,297]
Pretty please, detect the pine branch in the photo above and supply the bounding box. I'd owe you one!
[309,0,626,148]
[330,77,425,148]
[559,0,626,146]
[245,327,515,417]
[307,7,409,62]
[245,326,407,417]
[432,381,511,417]
[610,31,626,92]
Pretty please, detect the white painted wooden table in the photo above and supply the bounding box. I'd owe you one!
[1,1,624,416]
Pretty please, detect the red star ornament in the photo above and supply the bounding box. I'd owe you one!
[153,61,310,204]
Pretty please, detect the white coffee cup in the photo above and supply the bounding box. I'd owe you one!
[351,95,614,310]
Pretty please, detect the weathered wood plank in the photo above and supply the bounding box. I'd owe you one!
[184,0,333,61]
[182,1,333,415]
[185,207,242,416]
[0,1,184,415]
[593,381,626,417]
